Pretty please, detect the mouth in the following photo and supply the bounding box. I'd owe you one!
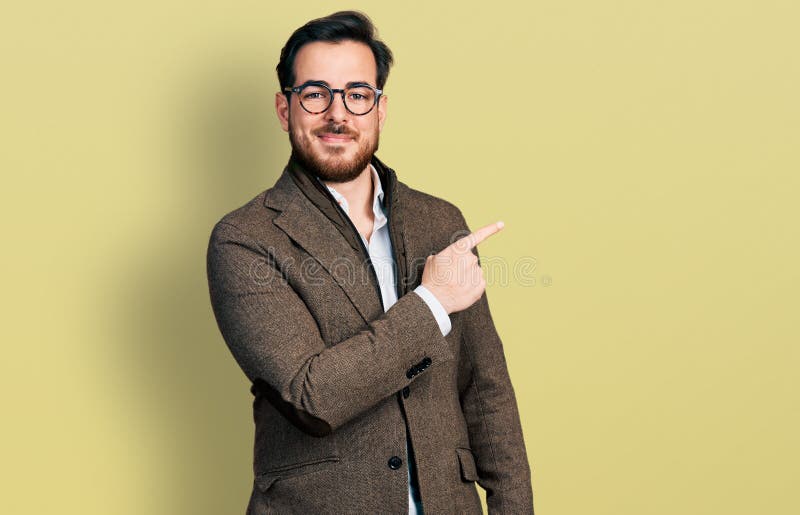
[317,132,355,144]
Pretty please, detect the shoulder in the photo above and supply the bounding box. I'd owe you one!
[397,181,464,223]
[208,187,282,247]
[396,181,469,232]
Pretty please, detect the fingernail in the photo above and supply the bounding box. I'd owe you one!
[497,221,505,229]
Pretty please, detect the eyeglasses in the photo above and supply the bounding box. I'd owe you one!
[283,81,383,116]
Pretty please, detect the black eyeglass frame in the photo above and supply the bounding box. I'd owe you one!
[283,81,383,116]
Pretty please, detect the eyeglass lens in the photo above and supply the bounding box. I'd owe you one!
[299,85,377,115]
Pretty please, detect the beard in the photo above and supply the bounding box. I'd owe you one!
[289,118,379,183]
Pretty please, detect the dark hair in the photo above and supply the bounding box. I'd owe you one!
[277,11,394,90]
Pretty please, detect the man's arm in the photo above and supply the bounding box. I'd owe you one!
[455,215,535,514]
[206,221,452,436]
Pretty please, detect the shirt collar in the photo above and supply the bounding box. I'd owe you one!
[319,165,386,225]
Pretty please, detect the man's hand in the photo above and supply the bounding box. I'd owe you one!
[420,221,504,314]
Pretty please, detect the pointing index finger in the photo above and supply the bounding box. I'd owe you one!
[453,221,505,252]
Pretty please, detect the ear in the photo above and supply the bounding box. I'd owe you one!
[275,91,290,132]
[377,94,388,132]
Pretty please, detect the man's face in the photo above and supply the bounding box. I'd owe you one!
[276,40,388,183]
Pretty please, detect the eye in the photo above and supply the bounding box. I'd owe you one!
[301,86,329,100]
[347,88,373,101]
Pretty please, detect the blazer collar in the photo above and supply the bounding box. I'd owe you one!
[263,155,409,323]
[263,155,399,220]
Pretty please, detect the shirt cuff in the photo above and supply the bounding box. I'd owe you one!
[413,284,452,337]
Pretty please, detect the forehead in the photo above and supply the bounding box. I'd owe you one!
[293,40,377,86]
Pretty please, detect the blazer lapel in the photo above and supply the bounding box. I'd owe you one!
[377,158,411,298]
[393,193,425,295]
[266,169,384,324]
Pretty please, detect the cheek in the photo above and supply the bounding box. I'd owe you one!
[356,119,380,138]
[289,119,315,142]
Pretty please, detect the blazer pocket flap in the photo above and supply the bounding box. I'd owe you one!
[456,447,479,482]
[255,456,340,493]
[255,474,279,493]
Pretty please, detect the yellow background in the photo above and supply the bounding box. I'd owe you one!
[2,1,798,513]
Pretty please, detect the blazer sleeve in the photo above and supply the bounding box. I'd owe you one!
[454,212,535,514]
[206,221,452,437]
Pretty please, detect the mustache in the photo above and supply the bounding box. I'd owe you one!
[313,123,358,138]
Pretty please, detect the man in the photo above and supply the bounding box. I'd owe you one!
[206,11,534,514]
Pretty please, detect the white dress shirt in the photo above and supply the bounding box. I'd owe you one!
[319,165,451,514]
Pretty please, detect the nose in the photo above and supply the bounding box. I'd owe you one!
[325,90,348,123]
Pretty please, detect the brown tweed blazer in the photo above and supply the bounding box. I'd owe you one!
[206,156,534,514]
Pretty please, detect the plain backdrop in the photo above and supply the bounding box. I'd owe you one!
[2,1,798,514]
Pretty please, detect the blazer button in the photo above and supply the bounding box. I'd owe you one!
[402,386,410,399]
[388,456,403,470]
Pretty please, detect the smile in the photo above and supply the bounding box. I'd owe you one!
[317,133,354,143]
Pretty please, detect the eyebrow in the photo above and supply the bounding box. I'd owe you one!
[302,79,375,88]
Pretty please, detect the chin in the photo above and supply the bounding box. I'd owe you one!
[316,144,349,157]
[323,164,366,182]
[290,131,376,183]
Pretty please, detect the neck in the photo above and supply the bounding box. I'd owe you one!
[322,165,374,218]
